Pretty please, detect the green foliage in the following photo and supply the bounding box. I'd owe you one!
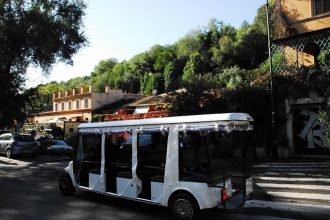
[24,86,52,114]
[253,0,275,36]
[319,89,330,149]
[216,66,249,89]
[259,52,287,73]
[173,73,217,115]
[148,45,176,72]
[24,9,273,127]
[65,76,89,90]
[30,14,269,100]
[182,52,202,81]
[0,0,87,127]
[164,62,180,93]
[318,48,330,73]
[235,27,268,69]
[92,58,118,76]
[320,110,330,149]
[175,31,200,60]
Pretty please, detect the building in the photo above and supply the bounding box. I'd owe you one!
[280,0,330,34]
[103,94,171,121]
[33,86,127,123]
[271,0,330,157]
[272,0,330,69]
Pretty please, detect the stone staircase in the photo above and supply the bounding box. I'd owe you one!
[244,159,330,214]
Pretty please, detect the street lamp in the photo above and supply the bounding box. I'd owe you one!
[266,0,277,156]
[148,73,157,96]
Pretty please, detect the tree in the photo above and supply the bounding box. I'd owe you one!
[216,66,249,89]
[175,31,200,60]
[91,58,118,77]
[0,0,87,126]
[173,73,216,115]
[253,0,276,37]
[235,26,268,69]
[182,52,202,82]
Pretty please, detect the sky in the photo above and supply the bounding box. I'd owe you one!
[26,0,266,88]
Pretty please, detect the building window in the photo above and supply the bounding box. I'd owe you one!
[76,100,80,109]
[61,102,65,111]
[84,98,89,108]
[55,103,58,112]
[68,101,72,110]
[313,0,330,15]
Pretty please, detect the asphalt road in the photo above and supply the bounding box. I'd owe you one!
[0,156,321,220]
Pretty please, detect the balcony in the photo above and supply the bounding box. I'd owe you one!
[53,85,92,99]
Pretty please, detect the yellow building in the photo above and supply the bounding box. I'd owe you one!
[34,86,126,123]
[280,0,330,35]
[272,0,330,70]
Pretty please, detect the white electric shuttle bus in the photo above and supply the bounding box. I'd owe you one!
[59,113,254,219]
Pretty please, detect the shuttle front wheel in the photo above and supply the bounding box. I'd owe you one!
[59,173,76,196]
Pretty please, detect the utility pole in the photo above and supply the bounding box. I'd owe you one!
[266,0,277,157]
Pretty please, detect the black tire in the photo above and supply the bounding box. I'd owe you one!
[59,173,76,196]
[6,149,11,159]
[169,192,200,220]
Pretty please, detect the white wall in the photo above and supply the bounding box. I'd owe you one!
[91,89,124,110]
[34,112,92,124]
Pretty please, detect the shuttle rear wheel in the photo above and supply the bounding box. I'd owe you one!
[169,192,200,220]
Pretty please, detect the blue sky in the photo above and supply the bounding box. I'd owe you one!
[26,0,266,87]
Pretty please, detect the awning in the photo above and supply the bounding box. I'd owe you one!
[46,117,68,123]
[133,106,149,114]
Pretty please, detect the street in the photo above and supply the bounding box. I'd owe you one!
[0,156,328,220]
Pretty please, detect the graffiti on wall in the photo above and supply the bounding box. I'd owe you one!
[297,109,325,149]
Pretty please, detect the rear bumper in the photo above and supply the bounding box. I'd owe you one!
[12,148,35,155]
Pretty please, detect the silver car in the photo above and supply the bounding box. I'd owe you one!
[0,133,39,158]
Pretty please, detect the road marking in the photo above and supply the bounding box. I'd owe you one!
[255,168,330,172]
[245,200,330,215]
[254,162,330,166]
[256,183,330,191]
[254,164,330,168]
[256,176,330,183]
[266,191,330,201]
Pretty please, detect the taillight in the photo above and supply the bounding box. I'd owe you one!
[221,188,227,202]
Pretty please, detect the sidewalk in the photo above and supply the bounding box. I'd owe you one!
[243,158,330,218]
[0,155,70,167]
[0,156,31,167]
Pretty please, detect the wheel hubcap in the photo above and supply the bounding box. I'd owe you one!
[60,178,67,189]
[173,199,194,219]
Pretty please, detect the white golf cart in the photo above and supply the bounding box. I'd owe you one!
[59,113,254,219]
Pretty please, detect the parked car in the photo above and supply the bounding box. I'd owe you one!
[35,136,53,155]
[47,140,73,156]
[0,133,39,158]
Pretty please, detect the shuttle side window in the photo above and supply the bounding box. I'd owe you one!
[136,131,168,198]
[106,132,132,164]
[137,132,168,165]
[79,134,102,162]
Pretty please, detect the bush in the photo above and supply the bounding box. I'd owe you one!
[318,48,330,73]
[216,66,249,89]
[319,89,330,149]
